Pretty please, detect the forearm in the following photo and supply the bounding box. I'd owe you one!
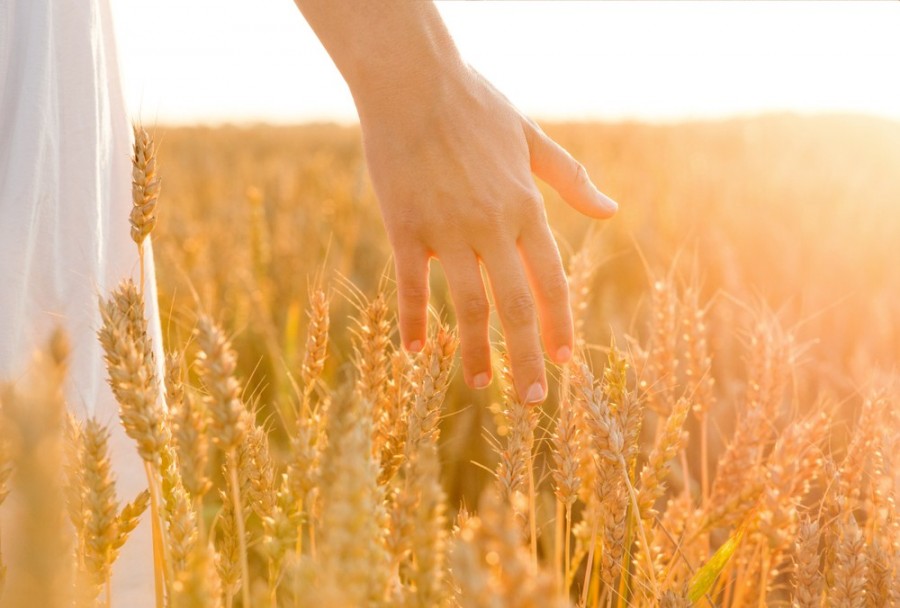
[293,0,464,116]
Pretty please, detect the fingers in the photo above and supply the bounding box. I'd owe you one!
[439,250,492,389]
[518,217,574,365]
[525,121,619,219]
[394,244,430,352]
[482,242,547,404]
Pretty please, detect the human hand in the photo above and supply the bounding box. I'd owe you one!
[357,64,618,403]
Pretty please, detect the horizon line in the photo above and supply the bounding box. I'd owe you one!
[139,110,900,130]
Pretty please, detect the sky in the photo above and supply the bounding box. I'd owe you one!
[111,1,900,125]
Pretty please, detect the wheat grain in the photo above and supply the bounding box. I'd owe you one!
[793,518,824,608]
[377,349,413,485]
[643,275,680,416]
[113,489,150,558]
[829,516,868,608]
[450,491,565,608]
[166,482,199,577]
[131,125,160,245]
[166,352,212,501]
[318,388,390,606]
[301,287,330,398]
[352,291,392,418]
[98,281,168,467]
[194,316,246,452]
[214,489,243,606]
[171,540,224,608]
[637,396,690,522]
[80,419,121,595]
[864,541,890,608]
[495,352,537,508]
[408,442,449,607]
[600,485,628,587]
[550,366,580,509]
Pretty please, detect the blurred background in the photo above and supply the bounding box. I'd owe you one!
[112,1,900,125]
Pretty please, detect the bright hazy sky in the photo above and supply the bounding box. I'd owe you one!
[111,1,900,125]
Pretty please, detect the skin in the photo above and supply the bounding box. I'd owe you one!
[295,0,618,403]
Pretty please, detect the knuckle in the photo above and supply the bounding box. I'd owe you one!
[501,291,536,326]
[543,272,570,304]
[400,284,429,307]
[477,205,507,232]
[518,187,543,207]
[399,312,427,333]
[518,191,545,222]
[514,348,545,370]
[458,295,490,325]
[571,163,590,188]
[388,210,426,242]
[400,315,426,336]
[461,340,489,364]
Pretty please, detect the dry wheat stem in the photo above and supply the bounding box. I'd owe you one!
[226,452,251,608]
[143,461,172,606]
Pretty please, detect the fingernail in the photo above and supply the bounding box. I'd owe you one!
[596,190,619,214]
[525,382,545,403]
[408,340,423,353]
[473,372,490,389]
[556,345,572,363]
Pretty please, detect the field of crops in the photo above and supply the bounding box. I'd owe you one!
[2,114,899,607]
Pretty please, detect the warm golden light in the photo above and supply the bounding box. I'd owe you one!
[112,1,900,124]
[3,2,898,606]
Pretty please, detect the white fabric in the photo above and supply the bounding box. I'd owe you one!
[1,0,161,605]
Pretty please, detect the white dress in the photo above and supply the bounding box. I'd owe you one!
[0,0,162,605]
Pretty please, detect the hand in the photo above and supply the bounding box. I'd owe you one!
[358,64,618,403]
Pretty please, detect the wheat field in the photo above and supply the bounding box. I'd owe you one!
[1,115,899,607]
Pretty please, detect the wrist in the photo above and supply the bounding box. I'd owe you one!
[343,15,466,121]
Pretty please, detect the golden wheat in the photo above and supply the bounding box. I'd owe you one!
[1,118,899,608]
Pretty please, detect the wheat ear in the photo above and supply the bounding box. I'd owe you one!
[319,389,391,605]
[81,419,122,605]
[131,124,160,291]
[165,352,211,519]
[98,281,172,604]
[194,315,250,608]
[550,365,579,590]
[829,516,867,608]
[402,326,457,607]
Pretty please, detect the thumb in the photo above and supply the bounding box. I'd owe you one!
[525,121,618,219]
